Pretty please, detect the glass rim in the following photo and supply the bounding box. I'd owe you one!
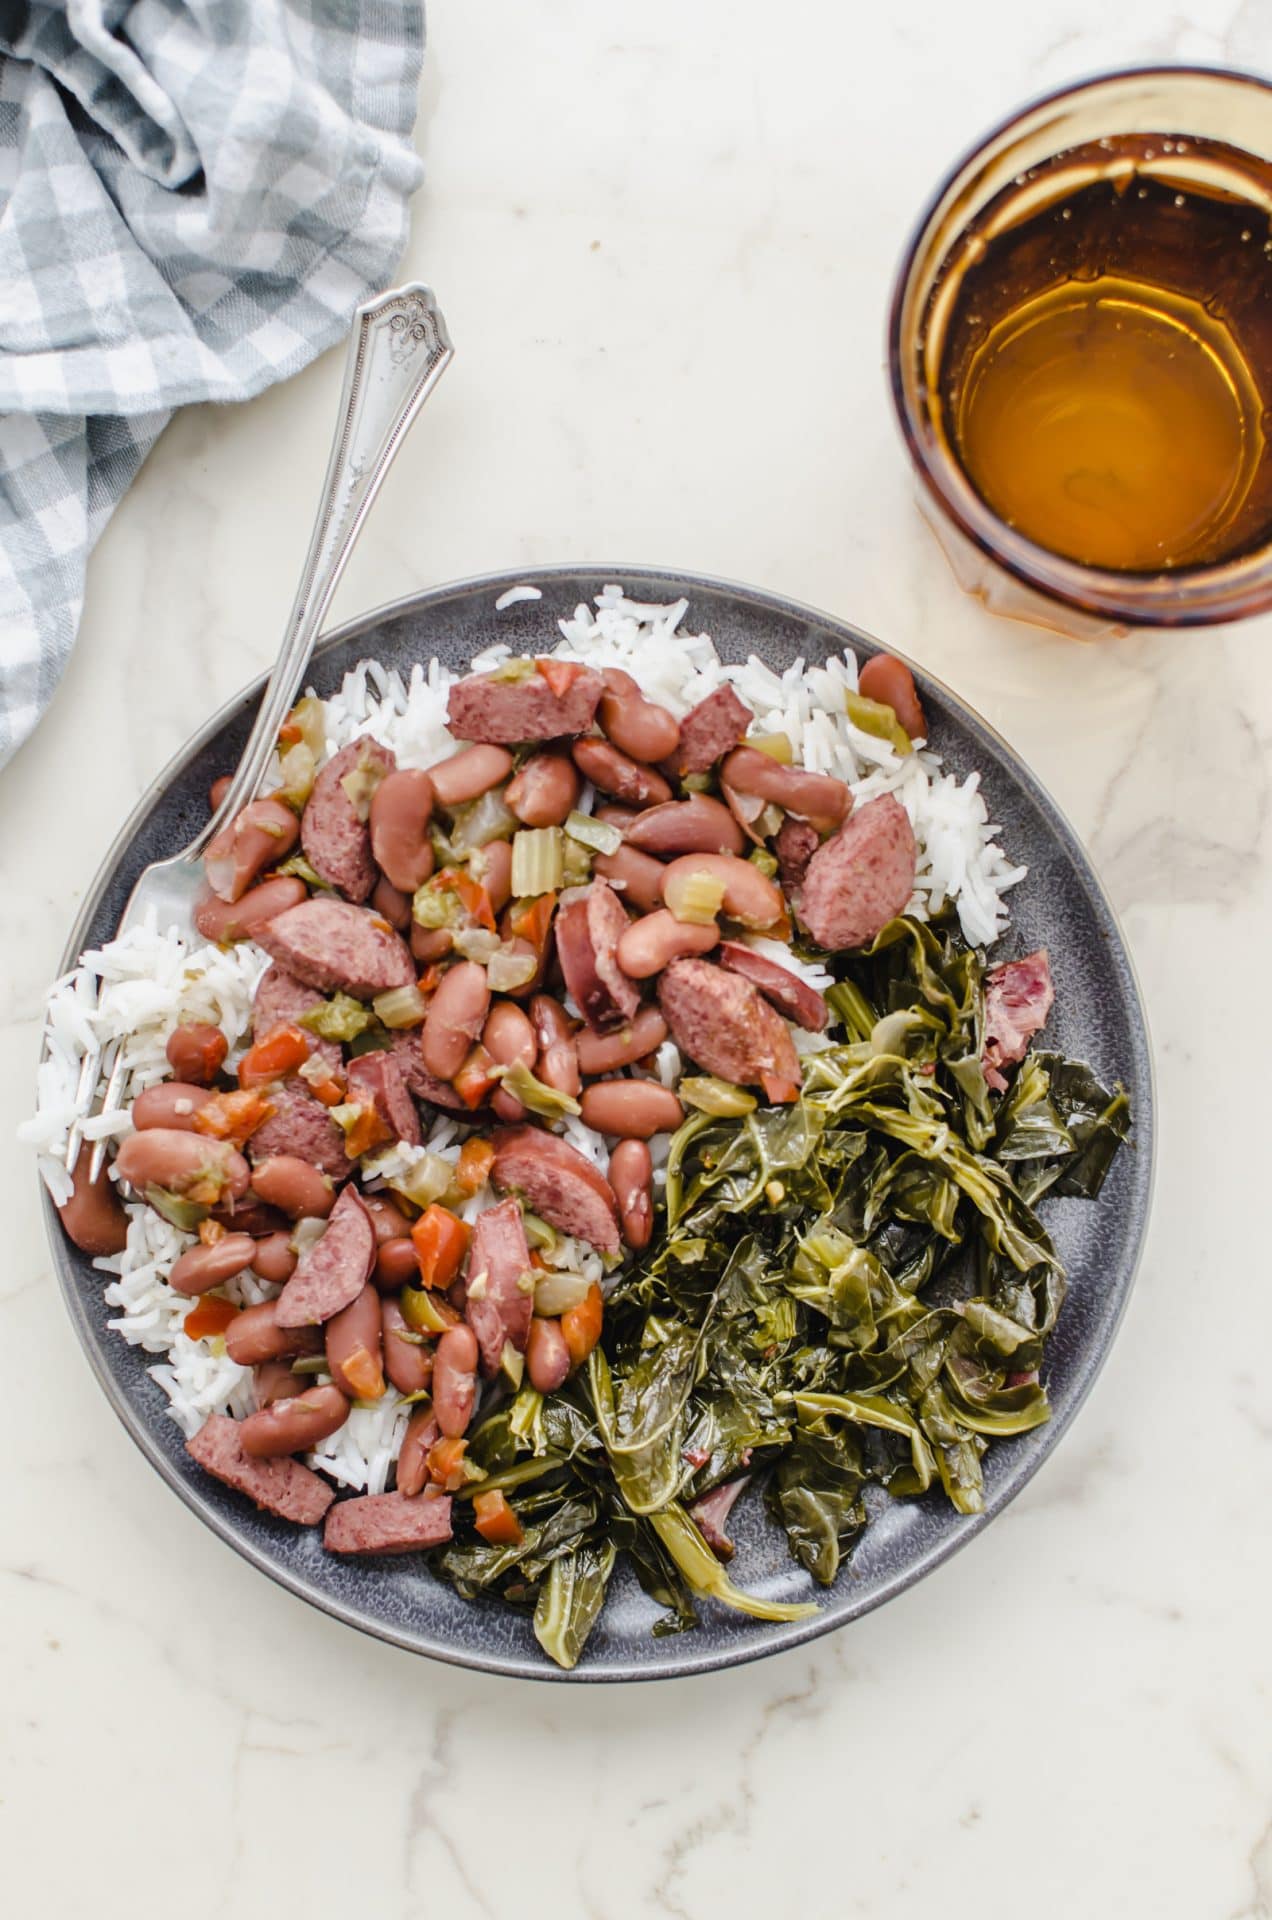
[887,62,1272,628]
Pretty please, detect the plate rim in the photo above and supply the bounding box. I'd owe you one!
[42,561,1157,1683]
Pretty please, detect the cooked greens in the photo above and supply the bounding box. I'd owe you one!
[426,915,1130,1666]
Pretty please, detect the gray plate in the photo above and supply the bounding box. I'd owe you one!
[44,565,1155,1682]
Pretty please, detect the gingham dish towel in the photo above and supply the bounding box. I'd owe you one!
[0,1,424,769]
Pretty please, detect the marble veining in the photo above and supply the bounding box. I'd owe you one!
[2,2,1270,1914]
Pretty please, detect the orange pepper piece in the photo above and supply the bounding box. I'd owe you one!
[183,1296,240,1341]
[454,1137,495,1197]
[535,657,582,698]
[237,1022,311,1088]
[561,1282,604,1369]
[192,1087,276,1146]
[473,1489,524,1547]
[410,1204,470,1289]
[426,1434,470,1491]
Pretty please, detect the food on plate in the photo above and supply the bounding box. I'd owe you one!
[28,586,1130,1671]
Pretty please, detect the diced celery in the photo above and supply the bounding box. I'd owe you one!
[664,867,726,926]
[844,691,912,756]
[564,810,623,855]
[299,992,374,1042]
[511,827,564,898]
[372,984,429,1029]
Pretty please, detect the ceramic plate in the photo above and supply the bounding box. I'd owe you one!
[43,566,1155,1681]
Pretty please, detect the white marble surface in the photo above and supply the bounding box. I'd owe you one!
[4,2,1271,1913]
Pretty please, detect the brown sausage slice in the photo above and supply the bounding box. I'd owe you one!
[446,664,604,743]
[717,942,828,1032]
[255,897,415,998]
[796,794,916,952]
[323,1489,454,1555]
[345,1049,422,1146]
[248,1079,351,1182]
[661,684,752,778]
[301,737,395,901]
[464,1196,534,1377]
[492,1126,620,1255]
[275,1184,376,1327]
[187,1414,335,1525]
[554,880,639,1035]
[657,958,801,1096]
[384,1031,475,1113]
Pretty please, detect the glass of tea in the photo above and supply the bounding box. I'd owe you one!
[889,66,1272,634]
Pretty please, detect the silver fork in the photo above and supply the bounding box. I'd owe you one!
[66,284,453,1181]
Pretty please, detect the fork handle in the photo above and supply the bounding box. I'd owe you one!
[192,286,453,853]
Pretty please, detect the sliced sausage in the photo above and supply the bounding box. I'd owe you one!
[579,1082,683,1139]
[275,1183,376,1327]
[623,794,745,858]
[194,875,307,945]
[433,1323,480,1435]
[369,767,435,892]
[301,737,395,901]
[226,1301,323,1367]
[252,964,340,1072]
[463,1196,534,1377]
[608,1137,653,1250]
[571,737,673,809]
[381,1295,434,1396]
[719,746,851,833]
[858,653,927,740]
[114,1131,250,1208]
[323,1489,453,1555]
[325,1283,385,1399]
[657,958,802,1097]
[661,684,752,777]
[56,1155,129,1256]
[796,794,916,952]
[240,1383,350,1458]
[255,897,415,998]
[491,1126,620,1255]
[346,1049,422,1146]
[249,1154,336,1220]
[574,1004,668,1076]
[385,1031,475,1112]
[248,1079,351,1183]
[446,665,604,744]
[505,752,581,828]
[555,880,640,1034]
[592,842,667,912]
[422,961,490,1081]
[130,1082,213,1132]
[598,669,681,764]
[169,1233,256,1297]
[718,941,829,1031]
[186,1413,335,1524]
[395,1409,439,1498]
[204,797,300,904]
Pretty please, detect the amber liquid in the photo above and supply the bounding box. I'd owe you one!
[933,137,1272,573]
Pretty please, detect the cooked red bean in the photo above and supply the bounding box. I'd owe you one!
[719,747,851,833]
[114,1130,250,1205]
[598,669,681,764]
[375,1236,421,1291]
[410,924,453,965]
[491,1087,526,1124]
[475,838,514,915]
[506,752,581,828]
[165,1022,228,1085]
[371,875,414,931]
[592,842,667,912]
[624,794,745,857]
[251,1231,298,1284]
[325,1283,385,1398]
[131,1082,213,1132]
[195,875,307,945]
[616,909,720,979]
[209,774,233,813]
[572,736,673,809]
[433,1323,479,1437]
[225,1301,323,1367]
[579,1081,683,1138]
[253,1359,304,1409]
[56,1155,128,1256]
[427,744,514,808]
[857,652,927,740]
[370,768,436,892]
[530,994,582,1096]
[395,1406,440,1497]
[574,1004,668,1075]
[423,962,491,1080]
[249,1155,335,1221]
[204,797,300,904]
[363,1192,414,1245]
[239,1383,350,1458]
[717,940,829,1031]
[660,852,785,930]
[381,1295,435,1397]
[595,804,640,830]
[609,1138,654,1250]
[526,1315,571,1392]
[169,1233,256,1297]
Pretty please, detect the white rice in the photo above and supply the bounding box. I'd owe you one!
[25,585,1027,1490]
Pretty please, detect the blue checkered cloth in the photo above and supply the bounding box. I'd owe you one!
[0,1,424,767]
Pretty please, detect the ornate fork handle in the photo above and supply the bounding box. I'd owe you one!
[193,286,453,854]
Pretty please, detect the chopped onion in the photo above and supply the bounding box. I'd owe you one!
[486,944,539,992]
[372,984,429,1029]
[533,1268,591,1315]
[745,731,794,763]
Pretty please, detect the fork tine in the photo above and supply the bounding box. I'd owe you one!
[87,1038,127,1184]
[64,1039,102,1176]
